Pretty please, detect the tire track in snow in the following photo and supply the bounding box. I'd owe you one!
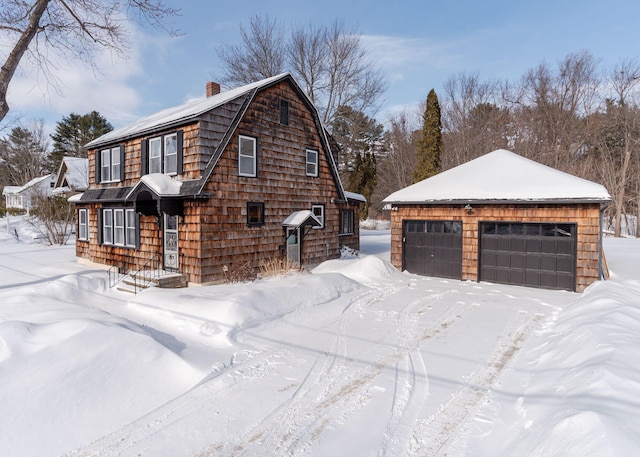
[378,297,475,457]
[199,285,396,457]
[409,310,544,456]
[215,288,477,457]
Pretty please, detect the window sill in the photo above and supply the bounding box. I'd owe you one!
[101,243,136,249]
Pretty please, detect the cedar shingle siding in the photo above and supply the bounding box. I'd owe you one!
[384,150,610,293]
[75,74,361,285]
[390,203,603,292]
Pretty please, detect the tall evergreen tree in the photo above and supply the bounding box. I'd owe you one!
[412,89,443,183]
[331,105,385,179]
[48,111,112,172]
[0,124,48,186]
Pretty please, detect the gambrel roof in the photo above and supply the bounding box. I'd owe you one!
[81,73,347,203]
[85,74,288,149]
[384,149,611,205]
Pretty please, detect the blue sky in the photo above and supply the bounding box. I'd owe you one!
[6,0,640,134]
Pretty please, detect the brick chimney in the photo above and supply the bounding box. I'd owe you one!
[206,81,221,97]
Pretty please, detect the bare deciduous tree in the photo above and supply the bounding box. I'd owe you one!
[371,109,419,213]
[0,0,180,123]
[595,60,640,237]
[217,14,286,85]
[28,191,74,245]
[512,51,599,171]
[217,16,386,126]
[441,71,500,168]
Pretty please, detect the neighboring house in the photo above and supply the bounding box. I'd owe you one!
[53,157,89,196]
[2,174,56,213]
[74,73,362,284]
[383,149,611,292]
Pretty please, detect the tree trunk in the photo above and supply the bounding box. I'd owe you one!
[0,0,51,123]
[614,134,632,237]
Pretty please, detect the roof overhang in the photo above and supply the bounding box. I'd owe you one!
[282,210,322,229]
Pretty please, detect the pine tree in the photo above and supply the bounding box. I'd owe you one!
[412,89,443,183]
[0,125,48,186]
[48,111,112,172]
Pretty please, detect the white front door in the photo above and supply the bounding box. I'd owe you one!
[163,214,179,271]
[286,227,300,265]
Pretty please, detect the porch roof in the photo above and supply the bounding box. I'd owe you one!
[282,210,322,229]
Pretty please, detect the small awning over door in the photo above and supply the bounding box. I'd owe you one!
[125,174,184,217]
[282,210,322,229]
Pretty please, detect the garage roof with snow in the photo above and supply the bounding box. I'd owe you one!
[384,149,611,205]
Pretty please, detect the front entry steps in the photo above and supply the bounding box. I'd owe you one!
[116,270,187,294]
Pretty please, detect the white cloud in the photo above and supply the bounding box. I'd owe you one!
[4,24,148,129]
[360,34,458,83]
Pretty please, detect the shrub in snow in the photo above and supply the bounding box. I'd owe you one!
[359,218,390,230]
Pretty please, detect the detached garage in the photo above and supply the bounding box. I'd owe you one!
[383,149,611,292]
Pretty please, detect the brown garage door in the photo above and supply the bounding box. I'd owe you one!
[403,220,462,279]
[479,222,576,291]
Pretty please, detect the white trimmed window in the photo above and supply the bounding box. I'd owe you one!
[100,147,122,183]
[164,133,178,175]
[103,209,113,244]
[239,135,257,177]
[78,208,89,241]
[125,209,136,247]
[101,208,137,248]
[312,204,324,229]
[114,209,125,245]
[145,132,181,176]
[149,137,162,174]
[306,149,318,176]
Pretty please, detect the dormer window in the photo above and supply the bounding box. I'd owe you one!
[142,131,183,176]
[97,145,124,183]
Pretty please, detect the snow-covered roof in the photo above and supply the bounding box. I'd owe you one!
[282,210,322,228]
[384,149,611,204]
[344,191,367,203]
[2,185,21,196]
[2,174,55,195]
[68,192,83,203]
[126,174,183,198]
[86,73,291,149]
[60,157,88,190]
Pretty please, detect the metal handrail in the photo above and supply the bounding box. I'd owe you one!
[108,253,178,294]
[130,253,176,294]
[108,262,127,288]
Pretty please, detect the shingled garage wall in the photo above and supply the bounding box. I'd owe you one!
[389,203,603,292]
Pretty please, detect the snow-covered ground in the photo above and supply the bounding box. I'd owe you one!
[1,217,639,456]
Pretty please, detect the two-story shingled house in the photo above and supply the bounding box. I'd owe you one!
[74,73,362,284]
